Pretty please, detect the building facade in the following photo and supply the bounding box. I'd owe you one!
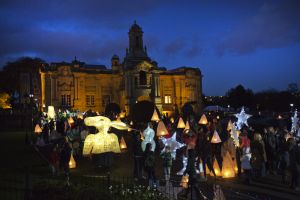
[41,22,203,116]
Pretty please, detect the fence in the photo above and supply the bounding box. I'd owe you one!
[0,171,279,200]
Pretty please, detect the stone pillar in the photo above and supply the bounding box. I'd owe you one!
[153,73,162,111]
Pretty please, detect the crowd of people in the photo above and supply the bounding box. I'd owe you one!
[33,109,300,192]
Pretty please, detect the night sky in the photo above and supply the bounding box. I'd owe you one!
[1,0,300,95]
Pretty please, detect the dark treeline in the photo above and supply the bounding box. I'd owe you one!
[204,84,300,112]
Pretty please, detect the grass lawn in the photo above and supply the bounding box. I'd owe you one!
[0,131,172,179]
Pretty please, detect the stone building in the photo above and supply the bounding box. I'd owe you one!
[41,22,203,116]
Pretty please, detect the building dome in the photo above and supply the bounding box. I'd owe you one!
[111,54,119,60]
[129,21,143,33]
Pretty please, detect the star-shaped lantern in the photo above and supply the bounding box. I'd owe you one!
[160,132,185,159]
[235,107,251,130]
[291,110,299,134]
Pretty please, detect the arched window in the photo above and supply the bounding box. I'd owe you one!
[139,71,147,85]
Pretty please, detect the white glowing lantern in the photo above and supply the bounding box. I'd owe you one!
[151,108,160,122]
[119,137,127,149]
[211,130,222,143]
[47,106,55,119]
[34,124,42,135]
[157,121,169,137]
[69,153,76,169]
[82,116,128,155]
[177,117,185,128]
[198,114,208,125]
[141,125,156,152]
[227,120,233,131]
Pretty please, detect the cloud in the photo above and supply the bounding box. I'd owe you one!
[164,38,186,55]
[217,0,300,56]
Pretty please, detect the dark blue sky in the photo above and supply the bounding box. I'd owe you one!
[1,0,300,95]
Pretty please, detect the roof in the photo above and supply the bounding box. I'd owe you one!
[161,66,202,76]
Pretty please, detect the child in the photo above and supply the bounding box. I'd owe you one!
[240,146,251,184]
[161,146,172,181]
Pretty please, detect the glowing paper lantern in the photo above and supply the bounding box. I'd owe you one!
[77,113,84,120]
[69,153,76,169]
[68,117,74,124]
[180,175,189,188]
[176,156,188,175]
[291,110,299,133]
[210,158,222,177]
[83,116,129,155]
[198,114,208,125]
[119,111,125,118]
[211,130,222,143]
[227,120,233,131]
[141,125,156,152]
[34,124,42,135]
[151,108,160,122]
[47,106,55,119]
[157,121,169,137]
[177,117,185,128]
[160,132,185,159]
[222,151,235,178]
[235,107,251,130]
[170,117,174,123]
[119,137,127,149]
[184,121,190,133]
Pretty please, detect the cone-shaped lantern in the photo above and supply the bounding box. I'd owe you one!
[222,151,235,178]
[211,130,222,143]
[184,121,190,133]
[68,117,74,124]
[34,124,42,135]
[119,136,127,149]
[47,106,55,119]
[198,114,208,125]
[227,120,233,131]
[157,121,169,137]
[69,153,76,169]
[151,108,160,122]
[177,117,185,128]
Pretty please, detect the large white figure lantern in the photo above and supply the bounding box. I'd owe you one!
[141,123,156,152]
[83,116,128,155]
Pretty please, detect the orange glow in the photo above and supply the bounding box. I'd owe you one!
[198,114,208,125]
[177,117,185,128]
[119,137,127,149]
[34,124,42,134]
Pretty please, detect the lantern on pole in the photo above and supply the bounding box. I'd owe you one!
[211,130,222,143]
[157,121,169,137]
[151,108,160,122]
[177,117,185,128]
[34,124,42,135]
[69,153,76,169]
[119,137,127,149]
[198,114,208,125]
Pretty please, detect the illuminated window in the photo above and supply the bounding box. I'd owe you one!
[66,95,71,106]
[86,95,95,106]
[164,95,172,104]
